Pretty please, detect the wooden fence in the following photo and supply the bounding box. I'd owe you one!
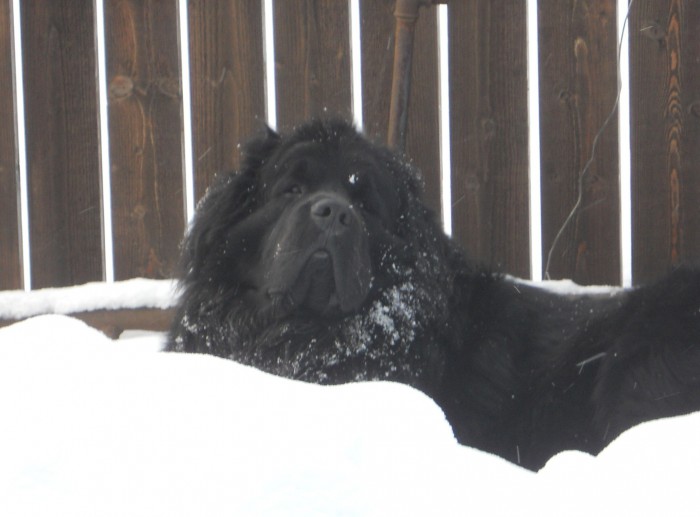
[0,0,699,293]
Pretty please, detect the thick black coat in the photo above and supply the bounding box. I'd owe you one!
[168,120,700,470]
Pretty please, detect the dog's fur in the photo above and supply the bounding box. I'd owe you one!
[168,120,700,470]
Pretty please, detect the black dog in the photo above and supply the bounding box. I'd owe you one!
[168,119,700,470]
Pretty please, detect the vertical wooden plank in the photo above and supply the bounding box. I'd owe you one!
[0,0,21,290]
[538,0,620,285]
[449,1,530,278]
[360,0,442,217]
[359,0,393,139]
[188,0,266,201]
[679,1,700,268]
[405,7,441,217]
[274,0,352,127]
[630,0,700,283]
[22,0,104,288]
[105,0,185,280]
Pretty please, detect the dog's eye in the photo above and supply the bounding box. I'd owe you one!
[284,184,303,196]
[349,176,379,215]
[356,198,376,215]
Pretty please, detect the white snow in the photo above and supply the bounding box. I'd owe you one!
[0,278,177,319]
[513,276,625,296]
[0,281,699,515]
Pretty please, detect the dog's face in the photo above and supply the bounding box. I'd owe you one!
[184,121,421,322]
[173,120,455,386]
[257,137,404,316]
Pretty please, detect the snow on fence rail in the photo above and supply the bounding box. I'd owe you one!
[0,0,699,294]
[0,278,177,336]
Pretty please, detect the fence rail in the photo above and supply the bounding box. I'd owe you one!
[1,0,699,293]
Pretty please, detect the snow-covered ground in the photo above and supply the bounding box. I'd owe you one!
[0,281,699,516]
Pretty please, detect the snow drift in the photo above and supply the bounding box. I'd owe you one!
[1,314,699,516]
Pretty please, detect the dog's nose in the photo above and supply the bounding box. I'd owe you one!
[310,197,352,232]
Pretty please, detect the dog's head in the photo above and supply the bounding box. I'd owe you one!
[180,120,428,320]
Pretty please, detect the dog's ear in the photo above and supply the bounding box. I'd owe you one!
[240,124,281,174]
[377,145,426,217]
[179,171,255,278]
[180,126,281,279]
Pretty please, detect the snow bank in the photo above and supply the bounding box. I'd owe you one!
[1,315,699,516]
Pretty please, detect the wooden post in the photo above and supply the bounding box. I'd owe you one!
[387,0,446,151]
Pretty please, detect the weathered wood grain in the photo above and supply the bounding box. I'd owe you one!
[105,0,185,280]
[273,0,352,127]
[360,0,442,218]
[630,0,700,283]
[538,0,620,285]
[188,0,266,201]
[359,0,395,141]
[0,0,21,290]
[22,0,104,288]
[449,0,530,278]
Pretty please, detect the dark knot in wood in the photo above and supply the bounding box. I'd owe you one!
[109,75,134,100]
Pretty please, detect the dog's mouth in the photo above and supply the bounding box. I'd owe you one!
[293,249,340,314]
[267,247,368,317]
[267,249,339,316]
